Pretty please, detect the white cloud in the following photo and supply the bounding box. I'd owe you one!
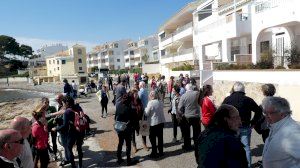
[15,36,97,53]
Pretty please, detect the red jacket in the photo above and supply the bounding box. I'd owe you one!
[201,96,216,127]
[32,121,48,150]
[167,80,174,93]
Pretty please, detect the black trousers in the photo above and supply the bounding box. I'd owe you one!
[149,123,164,155]
[76,132,85,167]
[33,148,49,168]
[171,114,183,139]
[117,130,132,161]
[101,99,108,115]
[182,117,201,161]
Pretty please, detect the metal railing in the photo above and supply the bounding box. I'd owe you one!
[255,0,285,13]
[161,48,194,59]
[161,22,193,42]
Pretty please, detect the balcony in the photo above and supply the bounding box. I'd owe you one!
[160,48,194,65]
[160,22,193,47]
[196,13,251,42]
[252,0,299,31]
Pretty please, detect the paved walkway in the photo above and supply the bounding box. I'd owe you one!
[56,91,264,168]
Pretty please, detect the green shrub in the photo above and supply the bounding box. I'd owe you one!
[130,68,142,74]
[289,64,300,69]
[172,63,194,71]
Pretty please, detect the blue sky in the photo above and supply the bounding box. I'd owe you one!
[0,0,193,51]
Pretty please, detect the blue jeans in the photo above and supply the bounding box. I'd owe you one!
[240,127,252,168]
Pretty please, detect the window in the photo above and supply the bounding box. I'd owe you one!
[124,51,128,55]
[130,51,134,55]
[198,4,212,21]
[260,41,270,54]
[79,67,83,71]
[126,58,129,62]
[144,40,148,45]
[160,32,166,39]
[78,58,82,63]
[57,67,60,70]
[57,60,59,64]
[161,49,166,56]
[117,59,120,62]
[114,43,118,48]
[49,60,51,64]
[62,60,66,64]
[53,60,55,64]
[78,49,82,55]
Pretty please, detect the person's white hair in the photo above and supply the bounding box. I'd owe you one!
[149,90,159,100]
[233,82,245,93]
[262,96,292,115]
[139,81,145,88]
[185,83,193,91]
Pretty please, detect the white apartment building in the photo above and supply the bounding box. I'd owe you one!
[87,40,130,71]
[124,35,158,69]
[158,1,200,78]
[193,0,300,79]
[29,44,68,67]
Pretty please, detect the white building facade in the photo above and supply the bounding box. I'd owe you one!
[124,35,158,69]
[87,39,130,72]
[29,44,68,67]
[158,1,200,78]
[193,0,300,85]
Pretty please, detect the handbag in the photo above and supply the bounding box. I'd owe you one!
[139,115,150,136]
[114,121,129,132]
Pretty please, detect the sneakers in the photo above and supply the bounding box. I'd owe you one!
[127,158,138,166]
[59,160,70,166]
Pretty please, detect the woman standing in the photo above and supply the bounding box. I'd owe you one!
[97,85,109,118]
[129,89,144,153]
[201,85,216,128]
[115,94,137,166]
[168,86,183,142]
[145,91,166,158]
[32,103,49,168]
[167,76,175,103]
[150,76,157,90]
[52,96,77,168]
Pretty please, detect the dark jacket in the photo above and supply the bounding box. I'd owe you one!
[115,103,134,132]
[222,92,262,127]
[64,83,73,96]
[0,157,15,168]
[56,108,76,135]
[198,127,248,168]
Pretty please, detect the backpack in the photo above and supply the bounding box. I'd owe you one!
[73,110,88,133]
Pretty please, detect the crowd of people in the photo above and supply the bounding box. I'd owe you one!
[1,73,300,168]
[0,90,91,168]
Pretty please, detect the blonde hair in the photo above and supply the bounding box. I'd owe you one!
[32,102,47,120]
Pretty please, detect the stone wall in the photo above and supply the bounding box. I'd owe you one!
[213,80,300,121]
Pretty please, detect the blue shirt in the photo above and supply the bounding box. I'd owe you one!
[138,88,148,109]
[179,87,186,96]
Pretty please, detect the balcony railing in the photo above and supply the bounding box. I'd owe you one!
[255,0,285,13]
[161,22,193,42]
[161,48,194,59]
